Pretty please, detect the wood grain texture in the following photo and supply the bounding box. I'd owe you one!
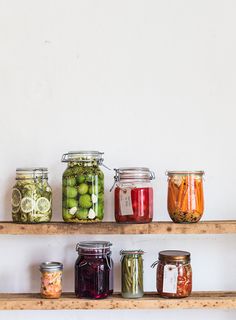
[0,292,235,310]
[0,220,235,235]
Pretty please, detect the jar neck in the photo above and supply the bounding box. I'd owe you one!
[16,175,48,181]
[78,249,111,256]
[159,259,190,265]
[68,161,99,168]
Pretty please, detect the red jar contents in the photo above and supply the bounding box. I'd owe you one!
[115,187,153,223]
[75,241,113,299]
[153,250,192,298]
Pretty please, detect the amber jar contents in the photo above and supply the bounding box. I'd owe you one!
[40,262,63,299]
[167,171,204,223]
[153,250,192,298]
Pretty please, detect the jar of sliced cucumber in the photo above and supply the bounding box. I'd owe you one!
[11,168,52,223]
[62,151,104,222]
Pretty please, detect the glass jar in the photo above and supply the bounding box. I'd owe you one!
[40,262,63,299]
[120,250,144,299]
[75,241,113,299]
[62,151,104,222]
[167,171,204,223]
[152,250,192,298]
[113,167,155,223]
[11,168,52,223]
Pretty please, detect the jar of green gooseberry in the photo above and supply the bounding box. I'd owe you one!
[61,151,104,222]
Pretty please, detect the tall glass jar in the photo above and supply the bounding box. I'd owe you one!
[120,250,144,298]
[62,151,104,222]
[167,171,205,223]
[11,168,52,223]
[152,250,192,298]
[75,241,113,299]
[40,262,63,299]
[113,167,155,223]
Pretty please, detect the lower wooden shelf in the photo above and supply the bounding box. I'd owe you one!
[0,292,235,310]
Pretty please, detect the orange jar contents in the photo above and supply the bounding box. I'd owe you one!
[167,171,204,223]
[152,250,192,298]
[40,262,63,299]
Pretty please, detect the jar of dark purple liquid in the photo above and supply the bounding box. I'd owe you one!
[75,241,113,299]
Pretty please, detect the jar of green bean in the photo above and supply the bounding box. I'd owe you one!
[120,250,144,299]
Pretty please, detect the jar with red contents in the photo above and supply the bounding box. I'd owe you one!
[152,250,192,298]
[113,167,155,223]
[75,241,113,299]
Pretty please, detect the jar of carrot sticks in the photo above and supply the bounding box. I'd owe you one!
[40,262,63,299]
[166,171,205,223]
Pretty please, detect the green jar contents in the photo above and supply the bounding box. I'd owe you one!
[62,151,105,222]
[11,168,52,223]
[120,250,144,299]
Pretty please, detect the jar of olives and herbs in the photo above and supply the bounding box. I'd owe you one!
[11,168,52,223]
[62,151,105,222]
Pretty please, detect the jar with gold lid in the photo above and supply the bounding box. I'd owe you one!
[152,250,192,298]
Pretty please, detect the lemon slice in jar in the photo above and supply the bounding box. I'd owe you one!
[21,197,35,213]
[36,197,51,214]
[11,188,22,207]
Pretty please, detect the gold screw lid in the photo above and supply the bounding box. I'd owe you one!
[159,250,191,263]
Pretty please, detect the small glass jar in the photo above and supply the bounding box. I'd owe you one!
[152,250,192,298]
[167,171,204,223]
[120,250,144,299]
[11,168,52,223]
[75,241,113,299]
[113,167,155,223]
[62,151,104,222]
[40,262,63,299]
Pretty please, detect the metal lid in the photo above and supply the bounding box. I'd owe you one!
[159,250,191,263]
[62,151,104,163]
[16,168,48,180]
[120,249,144,255]
[76,241,112,251]
[114,167,155,181]
[167,171,204,176]
[40,262,63,272]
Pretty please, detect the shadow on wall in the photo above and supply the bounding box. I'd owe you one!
[3,174,14,221]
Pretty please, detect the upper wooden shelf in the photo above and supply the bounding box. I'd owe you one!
[0,220,236,235]
[0,292,235,310]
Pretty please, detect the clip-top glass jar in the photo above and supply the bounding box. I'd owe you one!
[75,241,113,299]
[152,250,192,298]
[120,250,144,299]
[40,262,63,299]
[11,168,52,223]
[167,171,204,223]
[62,151,104,222]
[113,167,155,223]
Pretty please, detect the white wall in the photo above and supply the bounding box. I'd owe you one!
[0,0,236,319]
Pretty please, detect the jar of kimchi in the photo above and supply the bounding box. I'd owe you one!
[152,250,192,298]
[40,262,63,299]
[113,167,155,223]
[166,171,204,223]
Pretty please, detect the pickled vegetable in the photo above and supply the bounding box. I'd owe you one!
[41,270,62,299]
[62,162,104,222]
[121,252,143,298]
[11,176,52,223]
[157,261,192,298]
[115,187,153,223]
[167,173,204,223]
[75,241,113,299]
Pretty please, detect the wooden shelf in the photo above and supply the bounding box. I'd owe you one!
[0,292,235,310]
[0,220,236,235]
